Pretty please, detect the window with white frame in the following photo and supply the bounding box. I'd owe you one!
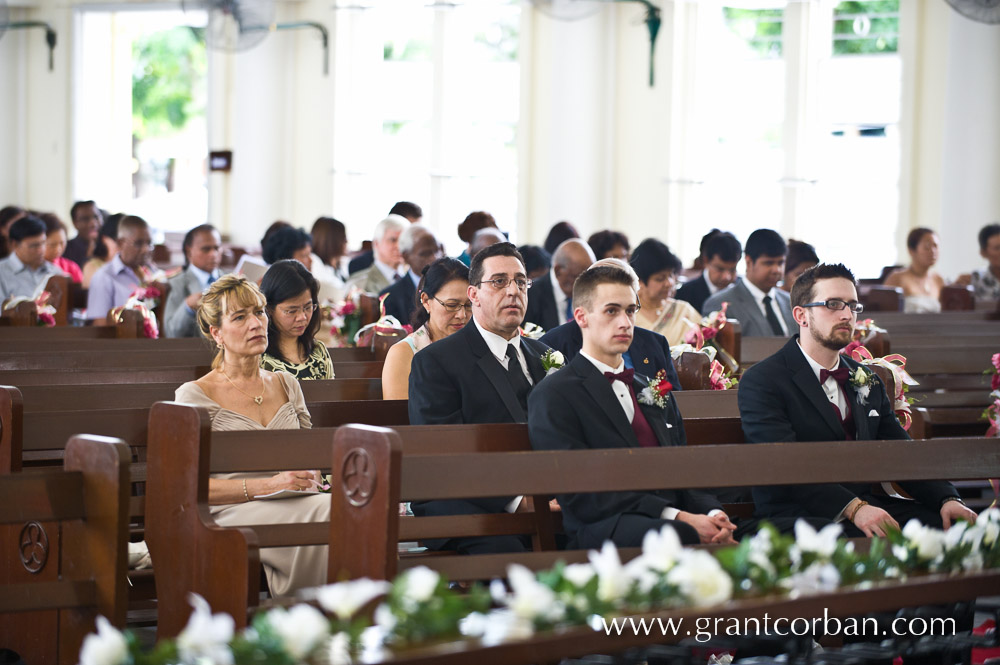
[331,0,519,253]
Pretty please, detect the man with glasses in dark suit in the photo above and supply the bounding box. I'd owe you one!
[408,242,552,554]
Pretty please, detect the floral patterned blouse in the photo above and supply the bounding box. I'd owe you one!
[971,269,1000,300]
[260,343,335,380]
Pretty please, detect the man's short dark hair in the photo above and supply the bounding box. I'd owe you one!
[906,227,935,251]
[517,244,551,275]
[117,215,149,239]
[388,201,422,221]
[790,263,857,309]
[8,215,46,242]
[704,232,742,263]
[262,226,311,265]
[587,230,630,259]
[978,223,1000,252]
[786,239,819,273]
[69,200,99,223]
[745,229,786,260]
[469,242,524,287]
[182,224,219,268]
[573,265,634,313]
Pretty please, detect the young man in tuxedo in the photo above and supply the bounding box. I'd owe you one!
[738,262,977,536]
[408,242,551,554]
[528,264,736,549]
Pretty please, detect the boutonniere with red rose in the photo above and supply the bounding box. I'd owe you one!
[638,369,673,408]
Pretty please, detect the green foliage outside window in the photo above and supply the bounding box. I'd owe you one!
[833,1,899,55]
[132,28,206,140]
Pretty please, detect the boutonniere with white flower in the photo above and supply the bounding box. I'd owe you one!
[848,365,874,404]
[637,369,673,409]
[541,349,564,374]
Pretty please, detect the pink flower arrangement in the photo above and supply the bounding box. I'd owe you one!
[985,354,1000,437]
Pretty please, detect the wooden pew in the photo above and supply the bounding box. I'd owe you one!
[0,435,130,665]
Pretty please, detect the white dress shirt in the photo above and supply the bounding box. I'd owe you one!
[702,268,722,296]
[473,317,534,385]
[797,341,848,417]
[742,278,789,335]
[373,258,401,284]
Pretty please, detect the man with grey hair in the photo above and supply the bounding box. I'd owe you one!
[539,257,681,390]
[469,227,506,261]
[523,237,595,332]
[346,214,407,295]
[378,223,444,325]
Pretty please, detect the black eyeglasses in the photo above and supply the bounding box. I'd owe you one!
[477,276,532,292]
[802,299,864,314]
[433,297,473,313]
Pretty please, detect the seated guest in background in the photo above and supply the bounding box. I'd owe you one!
[704,229,795,337]
[523,238,595,332]
[631,238,701,347]
[587,229,630,261]
[378,224,444,326]
[518,244,551,280]
[63,200,103,268]
[408,242,551,554]
[164,224,223,338]
[541,258,681,389]
[346,215,407,294]
[739,263,977,536]
[86,215,153,322]
[957,223,1000,299]
[455,211,498,266]
[262,226,313,271]
[0,215,65,303]
[0,205,27,259]
[543,220,580,255]
[676,231,741,313]
[884,227,945,313]
[529,264,735,549]
[382,258,470,399]
[349,202,421,274]
[175,274,328,597]
[781,239,819,293]
[40,213,83,284]
[469,227,506,261]
[310,216,350,283]
[82,214,121,288]
[685,228,720,274]
[259,259,334,380]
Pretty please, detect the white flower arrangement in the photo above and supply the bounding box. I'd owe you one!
[848,365,874,404]
[541,348,565,374]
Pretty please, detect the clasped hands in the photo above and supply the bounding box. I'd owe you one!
[849,498,979,537]
[677,511,737,545]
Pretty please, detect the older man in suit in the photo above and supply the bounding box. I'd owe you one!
[377,224,443,327]
[528,264,735,549]
[702,228,795,337]
[164,225,222,338]
[540,258,681,390]
[739,263,977,536]
[408,242,551,554]
[346,215,407,295]
[522,238,595,333]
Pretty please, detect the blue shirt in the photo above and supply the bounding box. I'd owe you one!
[86,255,142,320]
[0,254,64,303]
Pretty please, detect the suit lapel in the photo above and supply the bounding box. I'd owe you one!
[576,358,637,447]
[465,323,527,422]
[635,386,676,447]
[521,338,547,384]
[785,340,846,439]
[841,360,871,439]
[735,280,769,334]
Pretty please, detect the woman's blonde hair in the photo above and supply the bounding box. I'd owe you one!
[196,274,267,369]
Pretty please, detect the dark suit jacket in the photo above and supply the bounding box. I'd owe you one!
[738,336,958,521]
[539,321,682,392]
[408,321,550,516]
[348,250,373,275]
[522,272,560,332]
[676,274,712,313]
[528,354,722,548]
[378,274,417,328]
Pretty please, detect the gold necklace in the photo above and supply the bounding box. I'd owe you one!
[221,367,265,405]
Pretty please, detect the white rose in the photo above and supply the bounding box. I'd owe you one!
[314,578,391,621]
[266,604,330,660]
[326,632,353,665]
[79,616,128,665]
[978,509,1000,546]
[902,519,945,561]
[550,350,565,365]
[780,562,840,594]
[505,564,564,623]
[177,593,235,665]
[562,562,596,588]
[403,566,440,603]
[640,523,683,572]
[666,549,732,607]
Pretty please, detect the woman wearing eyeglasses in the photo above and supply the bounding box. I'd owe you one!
[382,257,471,399]
[259,259,334,380]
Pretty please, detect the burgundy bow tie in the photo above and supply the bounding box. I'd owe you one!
[820,367,850,386]
[605,368,635,385]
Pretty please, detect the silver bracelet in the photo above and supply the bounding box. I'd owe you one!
[243,478,250,502]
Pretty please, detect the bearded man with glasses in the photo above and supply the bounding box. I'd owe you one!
[738,262,977,537]
[408,241,554,555]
